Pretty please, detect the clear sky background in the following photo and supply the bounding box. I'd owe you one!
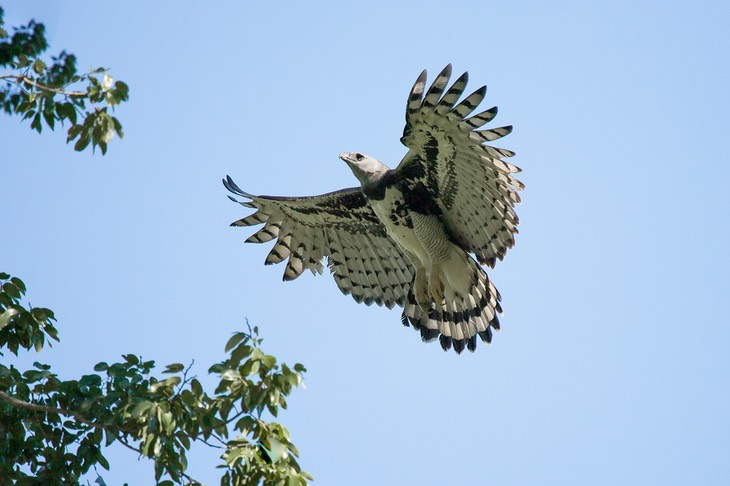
[2,1,729,485]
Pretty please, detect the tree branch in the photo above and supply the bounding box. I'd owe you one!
[0,74,86,97]
[180,469,203,486]
[117,436,142,454]
[0,390,132,434]
[200,435,225,449]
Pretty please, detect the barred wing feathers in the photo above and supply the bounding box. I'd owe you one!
[398,64,523,267]
[224,176,413,309]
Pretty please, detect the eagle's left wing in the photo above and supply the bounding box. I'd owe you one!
[396,64,523,267]
[224,176,414,309]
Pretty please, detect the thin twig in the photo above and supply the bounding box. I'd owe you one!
[117,436,142,454]
[0,74,86,97]
[176,359,196,395]
[199,436,225,449]
[0,390,132,434]
[179,469,203,486]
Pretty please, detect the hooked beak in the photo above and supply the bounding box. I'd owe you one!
[339,152,357,171]
[340,152,367,182]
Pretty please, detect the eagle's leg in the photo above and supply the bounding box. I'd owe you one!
[410,213,452,307]
[427,264,446,305]
[414,267,431,310]
[401,248,431,310]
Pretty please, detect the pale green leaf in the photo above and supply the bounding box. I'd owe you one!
[0,308,19,330]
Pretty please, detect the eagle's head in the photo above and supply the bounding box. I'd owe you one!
[340,152,389,185]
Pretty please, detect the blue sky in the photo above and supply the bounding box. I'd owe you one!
[2,1,729,484]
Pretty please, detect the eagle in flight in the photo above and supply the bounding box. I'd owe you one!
[224,64,523,354]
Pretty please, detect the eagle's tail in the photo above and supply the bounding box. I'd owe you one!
[401,253,502,354]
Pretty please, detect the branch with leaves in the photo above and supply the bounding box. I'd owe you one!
[0,7,128,154]
[0,273,312,485]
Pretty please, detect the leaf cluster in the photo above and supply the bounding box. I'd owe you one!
[0,7,128,154]
[0,273,311,485]
[0,271,59,355]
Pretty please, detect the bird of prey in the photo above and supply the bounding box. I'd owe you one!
[224,64,522,354]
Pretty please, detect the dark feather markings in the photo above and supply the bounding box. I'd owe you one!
[225,176,415,313]
[422,64,452,108]
[401,181,442,217]
[435,71,469,116]
[393,65,522,269]
[451,85,487,119]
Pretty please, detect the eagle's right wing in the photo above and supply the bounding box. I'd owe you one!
[224,176,413,309]
[396,65,522,267]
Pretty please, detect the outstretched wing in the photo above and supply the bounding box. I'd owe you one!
[397,64,523,267]
[224,176,413,309]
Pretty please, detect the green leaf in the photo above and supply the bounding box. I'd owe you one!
[102,73,113,90]
[167,375,181,386]
[30,307,50,323]
[66,123,83,141]
[74,134,90,151]
[62,102,78,125]
[149,375,181,393]
[225,333,246,353]
[163,363,184,374]
[104,429,117,447]
[288,475,304,486]
[242,359,260,377]
[0,308,19,330]
[231,343,253,365]
[111,116,123,138]
[130,400,153,418]
[261,354,276,369]
[177,434,191,451]
[30,112,42,133]
[43,108,55,130]
[94,362,108,372]
[180,389,196,406]
[221,369,240,381]
[32,59,46,75]
[79,374,102,388]
[190,378,203,398]
[9,277,26,293]
[265,437,288,462]
[160,410,175,434]
[97,453,110,470]
[2,282,20,299]
[234,416,255,434]
[16,54,30,68]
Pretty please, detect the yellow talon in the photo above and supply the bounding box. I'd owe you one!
[428,265,446,306]
[414,268,431,310]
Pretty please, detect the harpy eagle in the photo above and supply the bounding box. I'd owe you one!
[224,64,523,354]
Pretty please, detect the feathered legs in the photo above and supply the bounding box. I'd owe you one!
[407,213,454,309]
[401,249,430,310]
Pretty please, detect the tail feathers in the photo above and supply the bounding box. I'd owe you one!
[401,258,502,354]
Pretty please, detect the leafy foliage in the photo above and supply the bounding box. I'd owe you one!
[0,273,311,485]
[1,8,311,484]
[0,6,128,154]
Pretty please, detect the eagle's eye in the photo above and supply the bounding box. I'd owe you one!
[355,153,364,161]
